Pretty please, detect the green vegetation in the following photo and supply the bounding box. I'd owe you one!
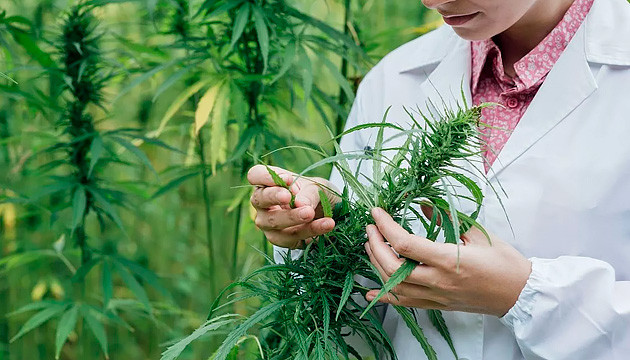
[170,101,491,360]
[0,0,441,359]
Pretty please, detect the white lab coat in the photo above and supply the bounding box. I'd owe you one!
[276,0,630,358]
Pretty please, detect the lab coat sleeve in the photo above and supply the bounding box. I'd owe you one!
[500,256,630,360]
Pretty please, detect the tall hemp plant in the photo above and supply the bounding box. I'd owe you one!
[1,3,173,358]
[163,96,497,360]
[120,0,366,293]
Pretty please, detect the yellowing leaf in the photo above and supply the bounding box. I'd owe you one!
[154,78,213,137]
[209,84,231,173]
[31,281,47,301]
[195,82,224,135]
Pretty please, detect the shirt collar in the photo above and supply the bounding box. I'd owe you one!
[398,0,630,75]
[471,0,594,93]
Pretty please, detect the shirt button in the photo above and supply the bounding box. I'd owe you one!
[506,97,519,108]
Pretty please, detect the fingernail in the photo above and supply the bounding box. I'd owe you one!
[366,293,375,301]
[371,207,383,218]
[365,225,374,236]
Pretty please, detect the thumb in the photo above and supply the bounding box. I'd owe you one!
[420,201,490,245]
[292,181,322,210]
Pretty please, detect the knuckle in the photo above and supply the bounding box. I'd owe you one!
[250,193,260,207]
[254,215,264,229]
[392,285,406,297]
[384,263,399,277]
[392,238,412,256]
[267,213,279,229]
[286,226,301,236]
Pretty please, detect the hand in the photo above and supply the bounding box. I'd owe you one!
[247,165,340,249]
[364,207,531,317]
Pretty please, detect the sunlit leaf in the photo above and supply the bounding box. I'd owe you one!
[81,306,109,359]
[55,306,79,359]
[10,303,68,343]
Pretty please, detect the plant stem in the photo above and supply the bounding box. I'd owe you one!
[336,0,353,136]
[231,202,242,278]
[197,132,216,297]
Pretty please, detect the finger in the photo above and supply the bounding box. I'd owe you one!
[255,206,315,230]
[247,165,295,187]
[461,224,494,246]
[365,241,389,283]
[366,224,406,275]
[370,208,444,265]
[420,202,441,227]
[365,290,447,310]
[265,218,335,247]
[367,224,442,285]
[292,182,322,210]
[420,202,491,246]
[250,186,293,209]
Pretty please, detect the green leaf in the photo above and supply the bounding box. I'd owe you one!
[265,165,288,188]
[72,257,102,282]
[252,6,269,73]
[114,59,177,103]
[229,4,250,51]
[316,52,355,103]
[71,187,87,232]
[271,40,296,84]
[213,300,289,360]
[112,261,151,311]
[81,307,109,358]
[372,107,391,205]
[11,303,68,343]
[298,47,313,103]
[318,189,332,218]
[87,187,125,232]
[153,67,190,102]
[393,306,437,360]
[265,165,294,207]
[55,306,79,359]
[0,71,17,84]
[162,315,241,360]
[88,136,104,178]
[335,272,353,321]
[151,171,198,199]
[361,259,417,318]
[102,260,113,308]
[110,136,158,178]
[428,309,458,359]
[9,29,54,68]
[113,256,170,299]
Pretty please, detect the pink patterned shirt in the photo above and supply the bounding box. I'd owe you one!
[471,0,594,172]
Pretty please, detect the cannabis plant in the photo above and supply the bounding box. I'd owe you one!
[2,3,173,358]
[117,0,367,298]
[163,98,492,360]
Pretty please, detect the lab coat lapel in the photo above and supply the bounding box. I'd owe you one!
[418,37,472,113]
[416,37,488,180]
[487,24,598,179]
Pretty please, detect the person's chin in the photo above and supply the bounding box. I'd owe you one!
[450,26,494,42]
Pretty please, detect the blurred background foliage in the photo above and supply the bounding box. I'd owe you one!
[0,0,439,359]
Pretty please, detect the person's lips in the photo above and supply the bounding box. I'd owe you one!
[441,12,479,26]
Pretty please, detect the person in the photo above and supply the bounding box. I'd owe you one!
[247,0,630,358]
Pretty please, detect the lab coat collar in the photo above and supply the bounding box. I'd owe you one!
[398,0,629,180]
[397,0,630,73]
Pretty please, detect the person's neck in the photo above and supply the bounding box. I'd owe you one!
[493,0,575,77]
